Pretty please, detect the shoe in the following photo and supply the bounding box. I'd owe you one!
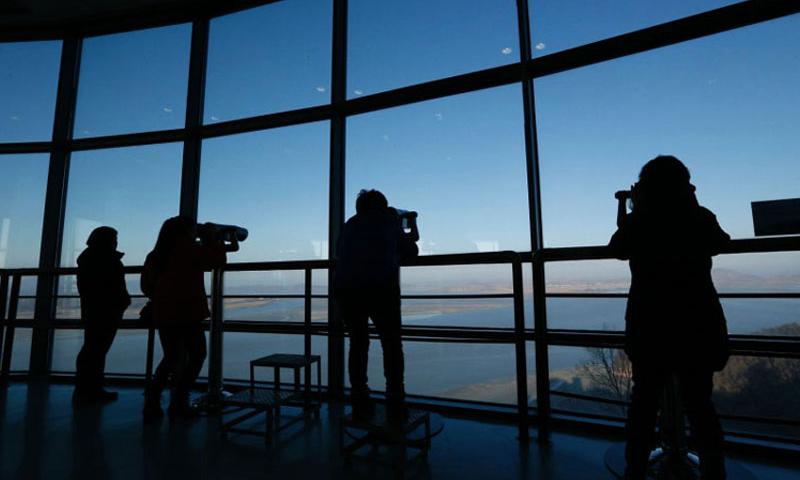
[96,389,119,403]
[167,392,200,419]
[73,387,118,404]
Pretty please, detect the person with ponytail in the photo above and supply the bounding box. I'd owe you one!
[141,216,226,421]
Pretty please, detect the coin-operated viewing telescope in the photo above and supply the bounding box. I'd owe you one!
[196,222,248,252]
[393,208,418,233]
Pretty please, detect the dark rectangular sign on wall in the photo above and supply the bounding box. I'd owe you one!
[752,198,800,236]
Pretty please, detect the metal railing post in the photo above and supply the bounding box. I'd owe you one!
[0,272,8,368]
[304,268,312,391]
[1,274,22,377]
[202,266,226,409]
[145,325,156,382]
[512,255,530,441]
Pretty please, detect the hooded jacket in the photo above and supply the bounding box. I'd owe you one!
[77,247,131,321]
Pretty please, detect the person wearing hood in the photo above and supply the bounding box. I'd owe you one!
[74,226,131,403]
[609,156,730,480]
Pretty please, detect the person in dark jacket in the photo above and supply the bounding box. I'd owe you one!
[609,156,730,480]
[336,189,419,421]
[141,216,226,420]
[74,226,131,403]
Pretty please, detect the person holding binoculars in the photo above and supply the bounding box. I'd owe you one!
[335,189,420,423]
[609,156,730,480]
[141,216,232,421]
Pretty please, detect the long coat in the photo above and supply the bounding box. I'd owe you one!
[141,244,226,326]
[609,206,730,371]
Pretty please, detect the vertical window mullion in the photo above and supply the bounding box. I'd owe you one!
[516,0,551,443]
[31,35,82,375]
[180,18,210,221]
[327,0,348,396]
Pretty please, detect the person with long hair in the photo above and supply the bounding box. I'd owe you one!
[141,216,226,420]
[74,226,130,403]
[609,156,730,479]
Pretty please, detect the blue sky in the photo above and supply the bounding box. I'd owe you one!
[0,1,798,281]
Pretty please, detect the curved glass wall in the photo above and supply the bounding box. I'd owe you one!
[1,0,798,445]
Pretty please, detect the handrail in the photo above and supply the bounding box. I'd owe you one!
[0,250,526,277]
[1,234,796,275]
[537,235,800,262]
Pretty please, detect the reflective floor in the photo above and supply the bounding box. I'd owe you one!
[0,382,797,480]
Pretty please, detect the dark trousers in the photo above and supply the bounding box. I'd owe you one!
[625,362,725,478]
[75,315,120,391]
[149,323,207,398]
[340,287,405,402]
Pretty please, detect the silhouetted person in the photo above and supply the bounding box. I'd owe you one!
[336,190,419,422]
[141,216,226,420]
[74,226,131,403]
[609,156,730,480]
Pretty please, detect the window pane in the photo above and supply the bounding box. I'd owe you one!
[715,355,800,442]
[547,298,626,332]
[61,143,182,267]
[10,328,33,372]
[199,122,329,262]
[348,0,519,96]
[51,329,154,375]
[536,16,800,248]
[222,335,330,386]
[347,338,519,404]
[401,265,516,328]
[549,346,629,418]
[529,0,737,56]
[74,24,191,137]
[0,154,49,268]
[205,0,332,123]
[0,41,61,142]
[347,85,529,255]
